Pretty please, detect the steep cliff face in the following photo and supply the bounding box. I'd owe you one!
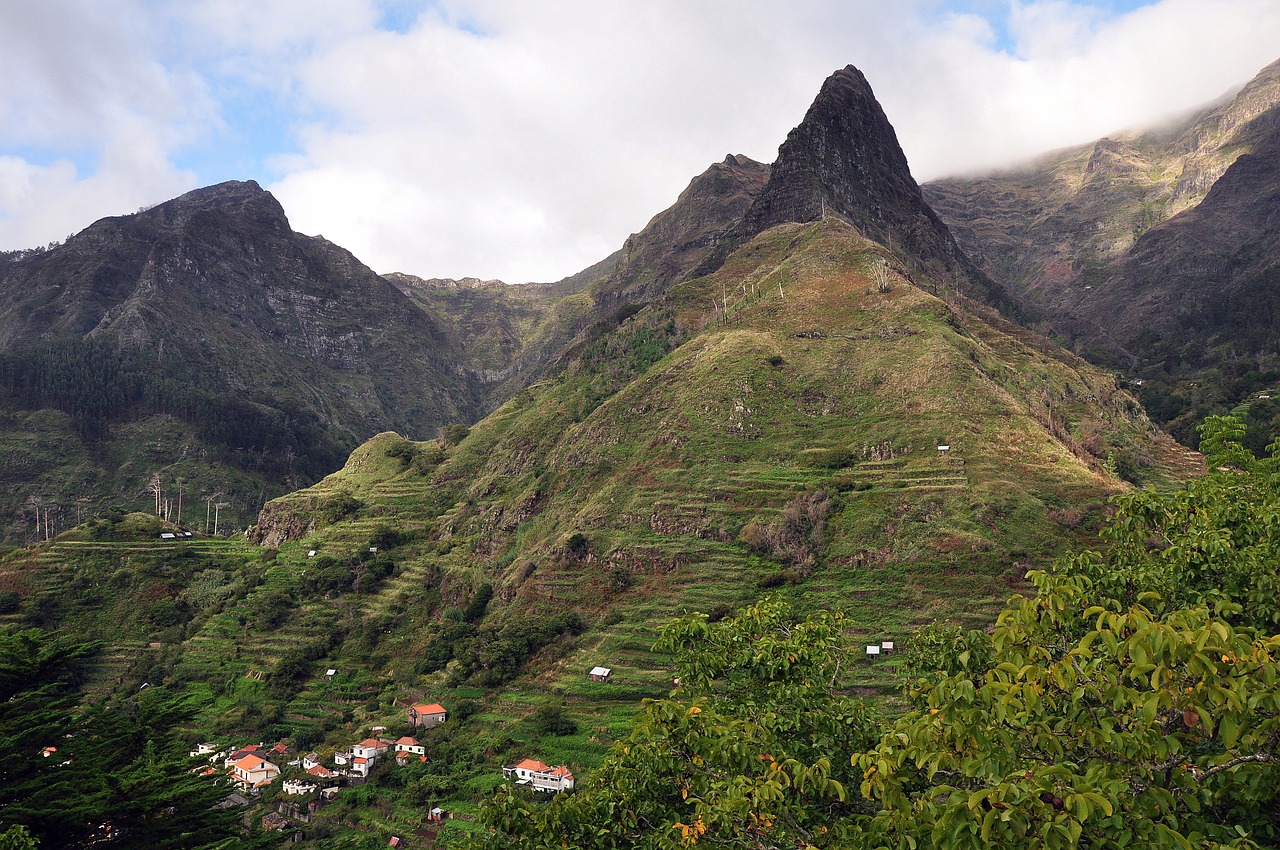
[922,56,1280,445]
[1066,109,1280,366]
[592,153,771,310]
[0,181,482,540]
[924,57,1280,318]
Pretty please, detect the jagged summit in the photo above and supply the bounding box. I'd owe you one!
[132,179,290,233]
[696,65,1015,311]
[736,66,917,236]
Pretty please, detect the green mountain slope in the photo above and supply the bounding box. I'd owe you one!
[251,216,1197,654]
[0,61,1207,845]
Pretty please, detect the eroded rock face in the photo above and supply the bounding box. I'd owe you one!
[247,503,316,548]
[594,153,772,311]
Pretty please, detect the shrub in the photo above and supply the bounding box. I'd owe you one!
[565,532,590,559]
[740,490,835,573]
[319,490,362,524]
[465,583,494,622]
[385,437,418,468]
[530,703,578,736]
[440,423,471,446]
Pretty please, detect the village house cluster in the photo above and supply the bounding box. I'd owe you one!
[188,700,452,800]
[182,685,583,843]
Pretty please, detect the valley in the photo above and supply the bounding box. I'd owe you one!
[2,53,1279,850]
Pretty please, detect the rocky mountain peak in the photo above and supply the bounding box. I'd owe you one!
[697,65,1014,311]
[138,179,290,235]
[731,65,916,237]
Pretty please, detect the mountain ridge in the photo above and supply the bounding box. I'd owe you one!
[924,55,1280,444]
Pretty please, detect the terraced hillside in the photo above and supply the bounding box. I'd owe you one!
[0,212,1202,850]
[253,214,1198,671]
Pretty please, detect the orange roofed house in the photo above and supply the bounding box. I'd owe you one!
[503,758,575,792]
[230,753,280,790]
[407,702,447,729]
[394,736,425,755]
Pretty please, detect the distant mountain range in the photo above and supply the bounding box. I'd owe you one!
[6,56,1280,550]
[925,57,1280,445]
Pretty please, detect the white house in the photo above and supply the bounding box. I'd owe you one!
[352,737,389,760]
[230,754,280,790]
[394,736,425,756]
[503,758,575,792]
[588,666,612,682]
[306,764,337,780]
[301,752,322,771]
[283,779,317,796]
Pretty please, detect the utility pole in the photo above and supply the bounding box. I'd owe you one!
[214,502,229,536]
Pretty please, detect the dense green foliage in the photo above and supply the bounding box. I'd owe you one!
[0,629,266,849]
[470,598,879,849]
[855,418,1280,848]
[471,416,1280,848]
[0,338,344,478]
[1136,357,1280,453]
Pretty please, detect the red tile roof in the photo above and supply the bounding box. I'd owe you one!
[513,758,551,772]
[235,754,269,771]
[410,703,446,715]
[357,737,388,749]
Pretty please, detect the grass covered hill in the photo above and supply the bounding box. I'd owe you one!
[247,214,1199,681]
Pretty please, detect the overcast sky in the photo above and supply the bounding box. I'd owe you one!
[3,0,1280,283]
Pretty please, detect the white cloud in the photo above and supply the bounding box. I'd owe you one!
[4,0,1280,282]
[0,0,206,244]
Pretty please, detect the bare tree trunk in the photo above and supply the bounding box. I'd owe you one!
[150,473,162,516]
